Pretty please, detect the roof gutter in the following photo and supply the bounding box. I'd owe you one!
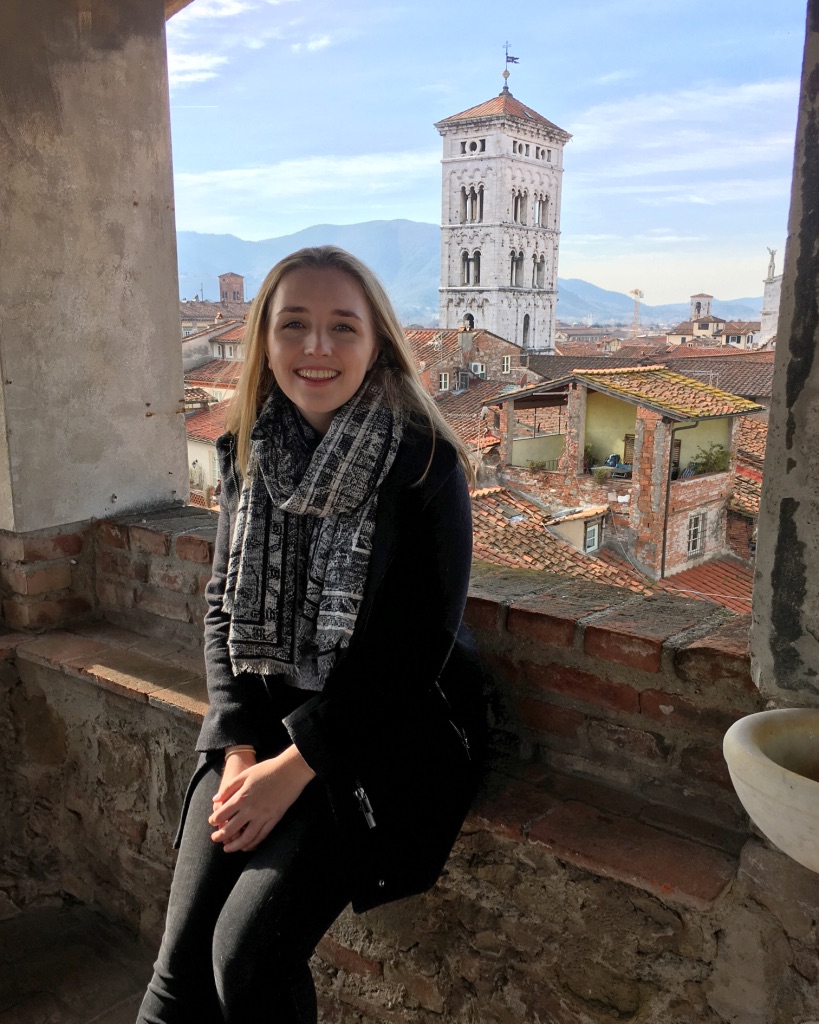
[660,419,699,580]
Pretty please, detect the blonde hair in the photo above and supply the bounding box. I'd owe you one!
[226,245,474,483]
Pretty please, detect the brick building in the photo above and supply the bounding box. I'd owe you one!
[488,366,764,579]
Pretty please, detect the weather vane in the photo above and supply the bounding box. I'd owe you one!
[503,42,519,89]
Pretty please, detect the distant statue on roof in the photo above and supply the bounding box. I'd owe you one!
[767,247,777,280]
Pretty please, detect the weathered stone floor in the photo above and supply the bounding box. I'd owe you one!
[0,898,154,1024]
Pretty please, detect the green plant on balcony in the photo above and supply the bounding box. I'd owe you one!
[691,442,730,474]
[593,466,610,484]
[527,459,549,472]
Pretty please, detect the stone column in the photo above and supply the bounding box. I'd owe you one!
[0,0,186,535]
[751,0,819,703]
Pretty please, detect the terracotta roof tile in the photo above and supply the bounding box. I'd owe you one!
[184,359,242,387]
[729,466,762,518]
[184,387,213,403]
[217,323,246,343]
[470,488,651,594]
[572,367,764,418]
[436,90,570,138]
[660,357,773,399]
[185,400,229,444]
[657,557,753,615]
[735,416,768,463]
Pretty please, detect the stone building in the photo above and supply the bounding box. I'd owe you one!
[759,250,783,347]
[435,77,571,351]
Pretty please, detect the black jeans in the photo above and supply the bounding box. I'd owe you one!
[137,763,351,1024]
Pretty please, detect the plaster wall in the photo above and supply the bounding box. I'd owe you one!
[751,0,819,703]
[585,392,637,464]
[678,419,732,468]
[0,0,186,532]
[511,433,564,467]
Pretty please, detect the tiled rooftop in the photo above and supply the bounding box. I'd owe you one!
[470,487,651,593]
[660,357,773,399]
[216,322,246,343]
[527,355,646,379]
[183,359,242,387]
[180,299,251,319]
[735,415,768,463]
[435,89,570,137]
[572,367,765,419]
[730,465,763,518]
[185,399,229,443]
[405,327,522,369]
[183,386,212,404]
[657,557,754,615]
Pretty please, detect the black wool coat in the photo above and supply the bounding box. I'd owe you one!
[194,421,482,912]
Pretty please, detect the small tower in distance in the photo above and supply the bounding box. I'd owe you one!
[435,67,571,351]
[219,272,245,304]
[689,293,713,319]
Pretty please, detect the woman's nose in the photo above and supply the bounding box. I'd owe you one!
[304,329,332,356]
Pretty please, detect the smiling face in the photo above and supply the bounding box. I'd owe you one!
[265,266,380,435]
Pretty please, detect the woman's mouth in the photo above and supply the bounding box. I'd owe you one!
[295,368,340,380]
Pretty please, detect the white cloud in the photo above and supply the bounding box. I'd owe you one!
[167,51,230,86]
[174,150,442,236]
[592,70,636,86]
[291,34,334,54]
[569,79,799,153]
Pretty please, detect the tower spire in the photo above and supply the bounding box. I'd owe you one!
[503,42,519,92]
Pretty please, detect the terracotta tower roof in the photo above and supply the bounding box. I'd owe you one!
[435,89,570,139]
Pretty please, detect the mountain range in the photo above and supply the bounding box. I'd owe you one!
[177,221,763,326]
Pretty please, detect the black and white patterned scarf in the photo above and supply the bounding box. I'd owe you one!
[222,375,404,685]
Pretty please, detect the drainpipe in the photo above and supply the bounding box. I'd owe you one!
[660,419,699,579]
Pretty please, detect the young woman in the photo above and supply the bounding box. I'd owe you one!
[137,246,481,1024]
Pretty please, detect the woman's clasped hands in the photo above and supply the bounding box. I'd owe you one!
[209,745,316,853]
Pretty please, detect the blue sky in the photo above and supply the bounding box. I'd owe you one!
[167,0,807,303]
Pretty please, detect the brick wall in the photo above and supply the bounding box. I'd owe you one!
[728,509,756,561]
[5,508,819,1023]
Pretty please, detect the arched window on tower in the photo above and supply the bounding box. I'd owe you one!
[510,249,517,286]
[461,250,471,285]
[537,255,546,289]
[520,190,528,225]
[535,193,550,227]
[477,185,484,222]
[523,314,531,347]
[472,250,481,286]
[459,187,467,224]
[510,250,524,287]
[464,313,475,330]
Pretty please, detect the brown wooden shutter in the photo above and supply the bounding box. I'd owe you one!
[624,434,635,463]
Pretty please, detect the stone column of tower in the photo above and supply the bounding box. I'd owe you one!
[434,80,571,351]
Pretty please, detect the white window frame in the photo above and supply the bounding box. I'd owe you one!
[438,372,449,392]
[584,522,599,552]
[502,355,511,373]
[687,513,705,557]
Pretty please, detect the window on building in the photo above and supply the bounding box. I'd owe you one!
[438,372,449,391]
[536,255,546,289]
[221,291,227,301]
[688,513,705,557]
[217,344,224,357]
[584,522,600,552]
[461,250,471,285]
[624,434,635,463]
[460,141,467,154]
[211,450,221,486]
[524,144,530,156]
[522,313,530,346]
[472,250,481,285]
[502,355,511,373]
[458,371,469,389]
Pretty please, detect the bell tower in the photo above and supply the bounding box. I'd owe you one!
[435,72,571,350]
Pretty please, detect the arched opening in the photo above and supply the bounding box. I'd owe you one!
[463,313,475,330]
[522,314,530,346]
[461,250,470,285]
[472,250,481,285]
[537,255,546,289]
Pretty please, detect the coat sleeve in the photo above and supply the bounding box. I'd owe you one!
[282,446,473,781]
[195,483,268,753]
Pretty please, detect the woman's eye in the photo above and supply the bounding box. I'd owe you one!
[281,320,304,329]
[334,323,355,332]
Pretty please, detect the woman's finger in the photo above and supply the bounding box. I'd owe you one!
[225,815,276,853]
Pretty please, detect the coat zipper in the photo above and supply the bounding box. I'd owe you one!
[355,780,377,829]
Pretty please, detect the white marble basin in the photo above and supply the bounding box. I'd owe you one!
[723,708,819,875]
